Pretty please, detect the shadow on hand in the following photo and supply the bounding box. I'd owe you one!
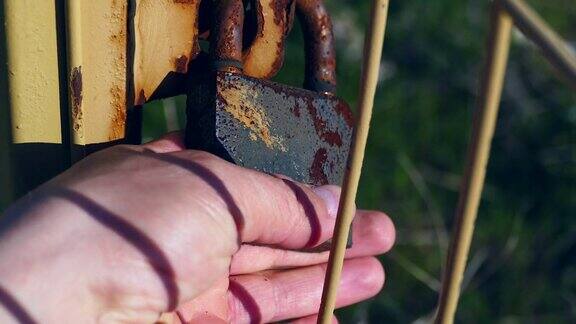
[50,188,180,311]
[280,179,322,248]
[137,148,323,249]
[1,146,327,320]
[0,285,37,324]
[228,279,262,324]
[139,149,324,250]
[139,149,246,238]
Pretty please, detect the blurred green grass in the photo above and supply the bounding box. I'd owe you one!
[143,0,576,322]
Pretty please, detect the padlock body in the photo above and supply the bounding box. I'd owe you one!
[187,71,353,186]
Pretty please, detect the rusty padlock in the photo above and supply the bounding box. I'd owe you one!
[185,0,353,187]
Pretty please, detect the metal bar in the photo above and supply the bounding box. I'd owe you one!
[4,0,63,144]
[2,0,68,203]
[434,3,513,324]
[317,0,389,323]
[500,0,576,89]
[65,0,129,160]
[132,0,201,105]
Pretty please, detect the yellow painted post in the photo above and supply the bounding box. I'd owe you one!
[4,0,63,144]
[2,0,68,203]
[65,0,129,160]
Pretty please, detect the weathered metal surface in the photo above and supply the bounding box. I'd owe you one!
[1,0,70,206]
[187,71,353,186]
[129,0,301,103]
[186,0,352,186]
[4,0,63,144]
[211,0,245,70]
[296,0,337,93]
[133,0,201,105]
[66,0,128,149]
[243,0,296,79]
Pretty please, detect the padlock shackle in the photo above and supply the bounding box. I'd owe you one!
[211,0,245,73]
[296,0,337,94]
[211,0,337,94]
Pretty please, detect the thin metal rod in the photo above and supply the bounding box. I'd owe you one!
[434,3,513,324]
[500,0,576,89]
[317,1,389,323]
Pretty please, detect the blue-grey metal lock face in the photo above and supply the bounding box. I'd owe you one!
[187,70,352,186]
[185,0,353,186]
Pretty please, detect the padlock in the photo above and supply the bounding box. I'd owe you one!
[185,0,353,187]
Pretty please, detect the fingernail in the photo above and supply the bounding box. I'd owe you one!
[313,186,339,218]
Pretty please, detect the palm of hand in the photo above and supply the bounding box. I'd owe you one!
[0,134,394,323]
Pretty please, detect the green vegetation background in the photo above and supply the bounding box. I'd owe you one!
[143,0,576,322]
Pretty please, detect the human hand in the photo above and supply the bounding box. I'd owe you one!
[0,133,395,323]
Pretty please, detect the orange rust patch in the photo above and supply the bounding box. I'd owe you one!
[70,66,83,132]
[243,0,293,79]
[270,0,294,26]
[136,89,146,106]
[108,1,127,141]
[174,55,188,73]
[109,84,127,140]
[133,0,200,104]
[219,85,286,151]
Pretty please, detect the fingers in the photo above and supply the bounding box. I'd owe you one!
[142,132,186,153]
[140,148,345,250]
[235,177,340,249]
[140,133,349,250]
[228,257,384,323]
[230,210,395,274]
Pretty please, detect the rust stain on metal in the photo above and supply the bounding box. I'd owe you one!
[243,0,294,79]
[189,72,352,187]
[214,0,244,64]
[137,89,146,105]
[108,1,127,141]
[268,0,294,77]
[310,148,328,184]
[271,0,294,25]
[256,0,265,38]
[305,100,343,147]
[269,41,285,77]
[218,83,286,151]
[335,100,354,127]
[109,84,127,140]
[290,103,301,117]
[133,0,200,104]
[70,66,83,132]
[296,0,337,90]
[174,55,188,73]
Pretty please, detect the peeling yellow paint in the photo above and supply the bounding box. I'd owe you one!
[66,0,128,145]
[133,0,201,104]
[243,0,294,79]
